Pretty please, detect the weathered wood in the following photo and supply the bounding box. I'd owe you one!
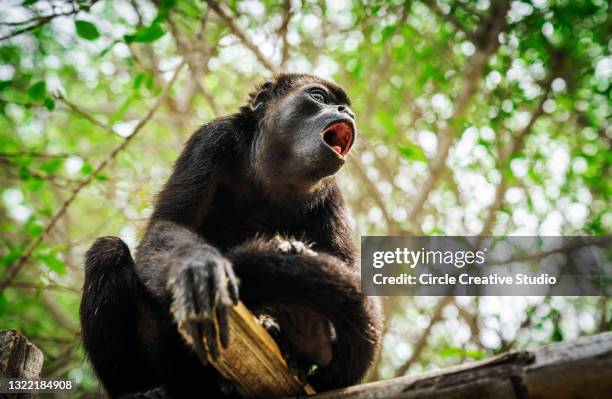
[306,332,612,399]
[0,329,44,399]
[207,301,315,398]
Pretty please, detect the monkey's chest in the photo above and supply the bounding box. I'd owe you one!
[199,198,311,250]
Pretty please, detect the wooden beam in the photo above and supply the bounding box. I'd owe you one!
[208,301,315,398]
[305,332,612,399]
[0,329,44,399]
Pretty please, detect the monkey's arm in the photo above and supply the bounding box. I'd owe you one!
[134,121,239,362]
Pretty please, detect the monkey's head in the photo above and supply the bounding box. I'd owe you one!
[246,74,356,197]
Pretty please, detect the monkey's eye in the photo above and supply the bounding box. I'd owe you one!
[309,89,328,104]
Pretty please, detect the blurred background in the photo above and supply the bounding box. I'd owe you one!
[0,0,610,395]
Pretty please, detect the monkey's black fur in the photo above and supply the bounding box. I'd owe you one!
[80,74,383,398]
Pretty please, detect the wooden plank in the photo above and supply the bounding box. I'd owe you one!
[207,301,315,398]
[306,332,612,399]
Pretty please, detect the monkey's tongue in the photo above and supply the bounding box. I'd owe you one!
[322,121,354,156]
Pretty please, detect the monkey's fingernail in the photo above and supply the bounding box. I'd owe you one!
[230,286,239,303]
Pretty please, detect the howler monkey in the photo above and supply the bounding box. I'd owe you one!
[80,74,383,398]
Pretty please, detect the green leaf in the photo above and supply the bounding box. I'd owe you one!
[40,158,62,173]
[25,177,44,192]
[81,163,94,175]
[43,97,55,111]
[75,20,100,40]
[133,72,145,89]
[439,346,485,360]
[144,74,154,90]
[0,80,11,91]
[154,0,176,23]
[27,81,46,101]
[1,249,22,266]
[397,142,427,163]
[27,223,43,237]
[37,253,66,274]
[381,25,396,41]
[374,111,395,135]
[131,24,166,43]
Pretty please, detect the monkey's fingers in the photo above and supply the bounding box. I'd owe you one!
[171,268,204,360]
[223,261,239,304]
[183,321,208,366]
[211,262,233,348]
[216,307,230,349]
[216,302,230,348]
[192,266,218,359]
[203,319,220,359]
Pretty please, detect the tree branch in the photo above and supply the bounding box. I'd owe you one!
[166,11,222,116]
[0,60,186,294]
[427,1,473,38]
[405,1,510,232]
[349,153,395,232]
[484,236,611,267]
[56,94,119,137]
[0,1,97,41]
[278,0,293,69]
[479,51,565,236]
[479,88,550,236]
[204,0,280,74]
[394,296,453,377]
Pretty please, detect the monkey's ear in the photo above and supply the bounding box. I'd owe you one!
[250,81,274,111]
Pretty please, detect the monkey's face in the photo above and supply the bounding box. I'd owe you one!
[255,82,356,193]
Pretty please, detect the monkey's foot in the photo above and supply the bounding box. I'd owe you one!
[272,236,317,256]
[258,314,312,383]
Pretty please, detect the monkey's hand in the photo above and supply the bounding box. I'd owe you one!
[167,247,239,364]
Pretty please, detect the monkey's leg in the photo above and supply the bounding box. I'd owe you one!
[80,237,169,399]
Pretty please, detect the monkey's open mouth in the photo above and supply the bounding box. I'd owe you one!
[321,122,354,157]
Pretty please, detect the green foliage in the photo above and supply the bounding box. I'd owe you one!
[36,253,66,275]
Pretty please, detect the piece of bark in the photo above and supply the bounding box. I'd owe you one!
[207,301,315,398]
[0,329,44,399]
[307,332,612,399]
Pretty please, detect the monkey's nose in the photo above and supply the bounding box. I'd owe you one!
[337,105,355,119]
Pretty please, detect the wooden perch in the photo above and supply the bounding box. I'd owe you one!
[207,301,315,398]
[307,331,612,399]
[0,329,44,399]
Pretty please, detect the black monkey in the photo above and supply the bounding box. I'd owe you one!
[80,74,383,398]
